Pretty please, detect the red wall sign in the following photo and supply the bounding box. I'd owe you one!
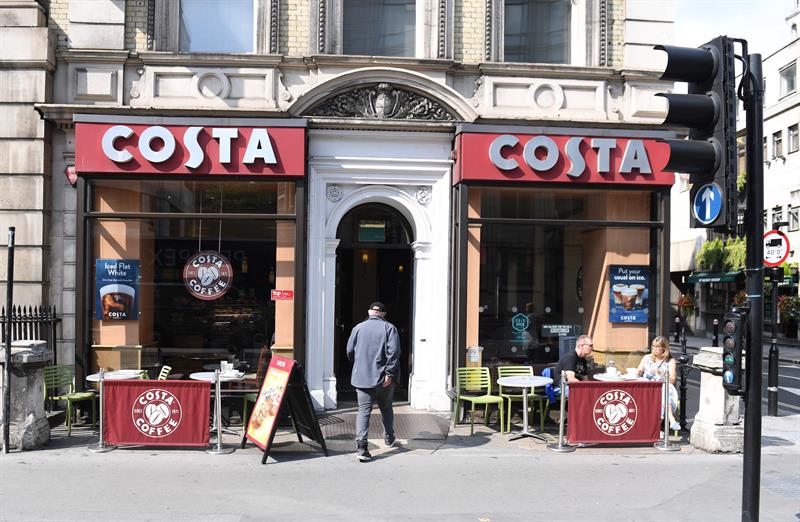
[75,122,305,176]
[567,381,662,444]
[103,380,210,446]
[455,132,674,186]
[270,289,294,300]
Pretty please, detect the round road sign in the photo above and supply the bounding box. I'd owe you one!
[763,230,790,267]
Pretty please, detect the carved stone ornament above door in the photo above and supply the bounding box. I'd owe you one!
[308,83,455,121]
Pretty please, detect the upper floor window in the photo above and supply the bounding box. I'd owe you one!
[780,62,797,97]
[179,0,255,52]
[342,0,416,57]
[155,0,275,54]
[504,0,569,63]
[773,131,783,159]
[789,124,799,154]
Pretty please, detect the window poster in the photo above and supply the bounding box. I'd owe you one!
[95,259,140,320]
[609,265,649,324]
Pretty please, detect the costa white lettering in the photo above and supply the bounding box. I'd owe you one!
[100,126,278,168]
[488,135,652,176]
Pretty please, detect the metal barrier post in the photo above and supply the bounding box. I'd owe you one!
[712,318,719,347]
[207,369,234,454]
[89,369,116,453]
[678,325,689,432]
[548,371,575,453]
[654,366,679,452]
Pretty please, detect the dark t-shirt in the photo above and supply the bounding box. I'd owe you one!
[555,349,587,381]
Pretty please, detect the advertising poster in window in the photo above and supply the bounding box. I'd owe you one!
[609,265,649,324]
[95,259,140,320]
[245,355,294,450]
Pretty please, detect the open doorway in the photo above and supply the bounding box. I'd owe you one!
[334,203,414,404]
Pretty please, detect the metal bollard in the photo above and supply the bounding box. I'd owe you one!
[548,371,575,453]
[654,366,679,452]
[678,327,689,432]
[89,368,116,453]
[712,318,719,347]
[674,315,681,344]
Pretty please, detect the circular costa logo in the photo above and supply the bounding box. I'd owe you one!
[131,389,182,438]
[182,251,233,301]
[592,389,638,436]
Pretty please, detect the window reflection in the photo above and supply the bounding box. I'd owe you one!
[504,0,569,64]
[179,0,254,53]
[343,0,416,57]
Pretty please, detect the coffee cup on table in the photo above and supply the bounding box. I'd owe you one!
[606,366,619,376]
[99,284,135,320]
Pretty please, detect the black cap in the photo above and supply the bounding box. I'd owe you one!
[369,301,386,312]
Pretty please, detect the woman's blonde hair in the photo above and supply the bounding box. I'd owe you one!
[651,336,671,360]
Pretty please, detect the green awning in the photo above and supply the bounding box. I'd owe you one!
[687,270,744,284]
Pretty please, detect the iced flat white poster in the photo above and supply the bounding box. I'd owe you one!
[95,259,140,320]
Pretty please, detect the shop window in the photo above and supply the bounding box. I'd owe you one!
[763,136,768,160]
[342,0,416,57]
[772,205,783,228]
[313,0,451,58]
[503,0,569,63]
[487,0,588,65]
[772,131,783,159]
[155,0,277,53]
[780,62,797,97]
[85,180,297,388]
[789,124,799,154]
[791,190,800,232]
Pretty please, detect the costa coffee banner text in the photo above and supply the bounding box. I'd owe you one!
[455,132,673,186]
[75,123,305,176]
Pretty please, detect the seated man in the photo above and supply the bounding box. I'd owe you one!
[555,334,593,384]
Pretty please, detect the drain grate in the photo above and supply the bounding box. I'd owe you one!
[320,413,449,440]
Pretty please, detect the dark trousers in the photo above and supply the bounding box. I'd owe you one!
[355,383,395,443]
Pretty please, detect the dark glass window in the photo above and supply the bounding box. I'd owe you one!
[179,0,254,53]
[343,0,416,57]
[504,0,569,64]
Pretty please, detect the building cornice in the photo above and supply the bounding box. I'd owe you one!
[33,103,290,125]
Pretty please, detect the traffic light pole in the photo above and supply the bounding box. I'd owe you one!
[742,52,764,522]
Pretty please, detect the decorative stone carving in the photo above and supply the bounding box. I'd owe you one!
[437,0,447,59]
[326,184,343,202]
[415,186,432,205]
[309,83,455,121]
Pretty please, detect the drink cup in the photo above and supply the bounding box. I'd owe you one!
[630,284,646,305]
[621,287,638,310]
[612,284,627,305]
[626,368,638,377]
[606,366,619,376]
[99,284,135,320]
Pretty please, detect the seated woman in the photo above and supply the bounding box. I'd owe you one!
[637,335,680,431]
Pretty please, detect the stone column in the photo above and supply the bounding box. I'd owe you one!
[690,346,744,453]
[0,340,52,450]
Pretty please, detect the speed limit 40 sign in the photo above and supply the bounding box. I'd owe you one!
[763,230,790,267]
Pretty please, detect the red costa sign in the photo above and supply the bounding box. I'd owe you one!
[183,251,233,301]
[455,132,674,186]
[75,122,305,176]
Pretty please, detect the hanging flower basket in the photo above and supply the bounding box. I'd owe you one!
[676,293,696,317]
[778,295,800,321]
[732,289,747,307]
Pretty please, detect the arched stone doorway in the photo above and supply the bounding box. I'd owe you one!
[333,203,414,404]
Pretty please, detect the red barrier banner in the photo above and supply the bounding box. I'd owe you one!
[245,355,294,450]
[567,381,662,444]
[103,380,210,446]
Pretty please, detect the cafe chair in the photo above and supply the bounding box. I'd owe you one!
[43,365,96,436]
[497,365,546,433]
[541,367,562,425]
[242,393,258,426]
[138,369,149,380]
[157,365,172,380]
[453,367,504,435]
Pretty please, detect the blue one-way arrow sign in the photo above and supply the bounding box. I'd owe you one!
[692,182,723,225]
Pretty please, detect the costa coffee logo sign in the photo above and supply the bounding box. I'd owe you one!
[592,389,638,436]
[183,251,233,301]
[131,389,182,438]
[455,132,673,186]
[74,122,306,176]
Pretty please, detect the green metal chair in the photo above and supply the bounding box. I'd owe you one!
[242,393,258,426]
[453,367,505,435]
[43,365,96,436]
[497,365,547,433]
[157,365,172,380]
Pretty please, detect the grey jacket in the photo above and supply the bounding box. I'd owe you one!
[346,316,401,389]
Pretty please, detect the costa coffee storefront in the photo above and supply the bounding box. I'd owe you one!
[451,126,674,371]
[73,116,306,385]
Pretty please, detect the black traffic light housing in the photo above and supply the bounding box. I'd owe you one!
[721,308,746,395]
[655,36,738,231]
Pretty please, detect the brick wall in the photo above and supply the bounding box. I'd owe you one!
[455,0,485,63]
[47,0,69,50]
[280,0,310,56]
[608,0,625,68]
[125,0,148,50]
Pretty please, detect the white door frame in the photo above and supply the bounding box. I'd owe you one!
[305,130,453,411]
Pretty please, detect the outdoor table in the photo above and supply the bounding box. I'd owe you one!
[85,369,142,453]
[189,371,245,437]
[86,369,142,382]
[496,375,552,442]
[592,373,642,382]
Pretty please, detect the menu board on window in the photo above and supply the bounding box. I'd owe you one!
[609,265,649,324]
[95,259,140,320]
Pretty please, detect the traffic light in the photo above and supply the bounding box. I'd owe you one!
[721,309,745,394]
[655,36,738,230]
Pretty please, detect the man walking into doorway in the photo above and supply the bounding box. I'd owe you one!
[346,301,401,462]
